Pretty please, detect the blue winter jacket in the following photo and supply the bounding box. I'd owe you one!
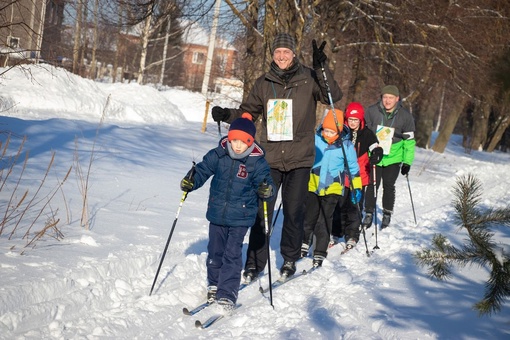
[190,137,274,228]
[308,128,361,196]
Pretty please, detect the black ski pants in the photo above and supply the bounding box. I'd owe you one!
[244,167,310,273]
[332,187,362,242]
[364,163,401,214]
[303,192,340,258]
[207,223,249,303]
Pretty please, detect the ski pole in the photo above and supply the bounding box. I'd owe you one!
[149,162,196,296]
[372,165,380,250]
[406,174,417,225]
[356,192,370,256]
[263,196,274,309]
[269,201,282,237]
[217,121,221,138]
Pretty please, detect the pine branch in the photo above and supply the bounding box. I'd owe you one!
[415,174,510,316]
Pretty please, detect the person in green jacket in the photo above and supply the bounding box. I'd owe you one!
[363,85,416,229]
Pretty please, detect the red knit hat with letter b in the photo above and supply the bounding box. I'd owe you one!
[228,113,256,147]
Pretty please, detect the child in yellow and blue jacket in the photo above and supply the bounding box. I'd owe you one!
[301,109,362,266]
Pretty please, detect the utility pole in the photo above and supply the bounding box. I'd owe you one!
[201,0,221,133]
[201,0,221,96]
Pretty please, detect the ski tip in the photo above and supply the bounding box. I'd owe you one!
[258,286,264,293]
[195,320,204,329]
[183,307,192,315]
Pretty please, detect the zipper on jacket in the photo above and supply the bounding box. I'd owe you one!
[221,160,237,223]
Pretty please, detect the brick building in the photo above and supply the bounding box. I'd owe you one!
[180,21,240,94]
[0,0,65,66]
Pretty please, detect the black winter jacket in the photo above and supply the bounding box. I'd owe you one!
[227,61,342,171]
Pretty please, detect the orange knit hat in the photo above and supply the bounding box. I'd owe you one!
[321,109,344,144]
[322,109,344,132]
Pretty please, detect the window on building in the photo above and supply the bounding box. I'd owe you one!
[217,54,226,74]
[192,52,205,64]
[8,36,20,49]
[231,57,236,74]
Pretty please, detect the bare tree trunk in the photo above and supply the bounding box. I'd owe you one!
[263,0,277,71]
[346,53,368,104]
[486,100,510,152]
[72,0,83,74]
[89,0,99,79]
[470,98,490,151]
[137,11,152,84]
[432,98,467,153]
[242,0,262,99]
[415,84,442,149]
[435,81,447,132]
[112,2,124,83]
[159,17,171,86]
[79,0,89,77]
[487,120,510,152]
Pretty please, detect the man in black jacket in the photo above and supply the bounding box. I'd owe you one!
[211,33,342,280]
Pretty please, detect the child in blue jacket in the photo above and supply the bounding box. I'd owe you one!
[301,109,362,266]
[180,114,274,314]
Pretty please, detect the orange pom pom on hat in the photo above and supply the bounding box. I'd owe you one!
[321,109,344,144]
[228,113,256,146]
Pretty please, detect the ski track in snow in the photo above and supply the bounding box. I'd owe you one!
[2,147,508,339]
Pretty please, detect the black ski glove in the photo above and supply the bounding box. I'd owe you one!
[401,163,411,176]
[257,182,273,199]
[180,177,194,192]
[369,147,383,165]
[212,106,230,122]
[312,40,327,69]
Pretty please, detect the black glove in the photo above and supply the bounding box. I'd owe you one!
[369,147,383,165]
[257,182,273,199]
[211,106,230,122]
[180,177,194,192]
[401,163,411,176]
[312,39,327,69]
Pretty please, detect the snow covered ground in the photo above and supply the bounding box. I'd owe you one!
[1,65,509,339]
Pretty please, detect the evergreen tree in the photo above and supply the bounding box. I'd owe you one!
[415,174,510,316]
